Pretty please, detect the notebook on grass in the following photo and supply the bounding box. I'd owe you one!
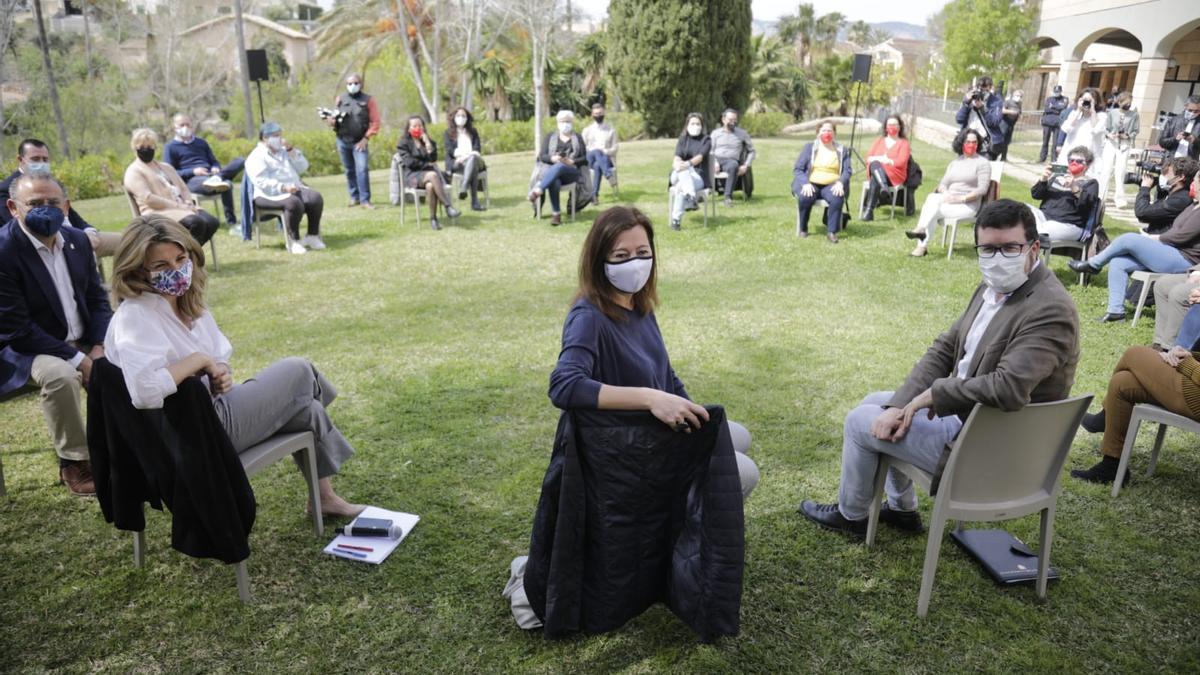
[323,506,420,564]
[950,527,1060,586]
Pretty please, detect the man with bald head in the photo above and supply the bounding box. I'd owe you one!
[162,113,245,226]
[0,173,113,496]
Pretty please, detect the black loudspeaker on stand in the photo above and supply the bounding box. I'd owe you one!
[847,53,872,170]
[246,49,269,125]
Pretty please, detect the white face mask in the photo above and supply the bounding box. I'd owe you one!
[558,121,573,134]
[176,125,192,139]
[687,123,702,137]
[978,249,1031,294]
[604,257,653,294]
[24,160,50,174]
[1184,110,1198,121]
[266,136,283,151]
[455,115,467,127]
[347,83,362,95]
[1160,174,1172,190]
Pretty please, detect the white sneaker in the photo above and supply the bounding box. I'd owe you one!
[287,240,307,255]
[302,235,326,250]
[203,176,232,192]
[228,225,242,238]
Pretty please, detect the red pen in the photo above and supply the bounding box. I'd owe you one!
[336,544,374,552]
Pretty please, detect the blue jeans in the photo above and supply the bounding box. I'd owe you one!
[1176,305,1200,349]
[795,183,845,234]
[538,163,579,214]
[336,137,371,204]
[185,157,244,223]
[1090,233,1194,314]
[586,149,614,198]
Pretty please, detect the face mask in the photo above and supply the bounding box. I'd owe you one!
[1185,110,1198,121]
[978,249,1030,294]
[22,205,65,238]
[725,120,736,130]
[604,256,653,294]
[1159,174,1171,190]
[408,128,423,139]
[267,136,284,151]
[819,131,834,144]
[962,141,978,156]
[1067,161,1087,176]
[593,114,605,123]
[136,147,156,163]
[347,83,362,95]
[454,115,467,127]
[558,122,573,134]
[24,160,50,174]
[149,259,193,297]
[176,125,192,139]
[885,125,899,137]
[687,124,702,137]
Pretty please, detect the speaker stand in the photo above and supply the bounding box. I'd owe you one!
[255,81,266,125]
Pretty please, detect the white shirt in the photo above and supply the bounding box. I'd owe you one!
[19,224,85,366]
[245,142,309,200]
[454,130,474,160]
[956,287,1008,379]
[104,293,233,409]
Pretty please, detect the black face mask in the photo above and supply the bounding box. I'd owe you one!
[593,115,604,123]
[1121,105,1131,111]
[137,147,156,163]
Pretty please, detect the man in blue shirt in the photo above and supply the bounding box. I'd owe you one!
[162,113,245,226]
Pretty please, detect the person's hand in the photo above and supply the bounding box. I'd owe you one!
[193,167,209,176]
[283,139,294,152]
[562,157,574,167]
[800,183,815,198]
[870,407,905,441]
[78,355,93,388]
[1178,132,1187,141]
[354,138,368,152]
[1141,173,1156,188]
[1188,286,1200,305]
[736,164,748,176]
[831,182,844,197]
[1162,346,1191,368]
[884,156,894,165]
[1042,165,1054,181]
[972,98,984,109]
[324,117,337,128]
[285,185,300,194]
[88,344,105,362]
[648,390,709,433]
[207,362,234,395]
[943,194,959,205]
[895,388,936,441]
[935,185,945,193]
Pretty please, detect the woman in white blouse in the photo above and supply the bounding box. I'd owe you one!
[1057,87,1108,179]
[104,215,362,517]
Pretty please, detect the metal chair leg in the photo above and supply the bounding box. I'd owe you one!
[235,561,252,603]
[133,530,145,567]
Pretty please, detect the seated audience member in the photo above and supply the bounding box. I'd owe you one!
[862,115,911,222]
[0,139,120,258]
[668,112,711,231]
[528,110,587,227]
[0,173,113,496]
[548,206,758,495]
[1158,95,1200,162]
[792,120,852,243]
[1029,146,1099,241]
[1153,267,1200,350]
[1134,157,1198,235]
[1072,343,1200,484]
[710,108,756,206]
[397,115,460,231]
[1069,170,1200,322]
[443,106,487,212]
[1058,88,1107,176]
[799,200,1079,536]
[162,113,244,227]
[104,215,362,516]
[582,102,618,204]
[123,128,219,247]
[245,121,325,253]
[905,128,992,257]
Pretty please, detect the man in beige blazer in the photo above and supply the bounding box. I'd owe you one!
[122,128,219,246]
[801,199,1081,537]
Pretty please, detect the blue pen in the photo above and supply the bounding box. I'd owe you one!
[334,548,367,559]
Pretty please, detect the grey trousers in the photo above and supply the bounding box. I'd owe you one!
[212,357,353,478]
[727,420,759,499]
[837,391,963,521]
[1152,274,1199,348]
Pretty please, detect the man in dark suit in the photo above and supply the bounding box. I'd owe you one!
[0,173,113,496]
[799,200,1081,536]
[0,138,121,257]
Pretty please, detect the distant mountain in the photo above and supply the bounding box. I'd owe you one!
[753,20,928,43]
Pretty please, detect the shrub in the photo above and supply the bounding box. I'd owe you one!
[55,153,124,200]
[739,112,793,139]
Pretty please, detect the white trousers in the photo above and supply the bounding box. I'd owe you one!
[916,193,977,245]
[1030,206,1084,241]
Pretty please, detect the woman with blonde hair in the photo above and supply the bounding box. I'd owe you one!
[122,128,219,246]
[103,215,362,517]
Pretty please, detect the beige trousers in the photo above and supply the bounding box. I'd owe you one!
[29,355,88,461]
[92,231,122,258]
[1152,274,1200,348]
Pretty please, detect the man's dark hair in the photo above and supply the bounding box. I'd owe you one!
[977,76,993,89]
[976,199,1037,243]
[1168,156,1199,186]
[722,108,739,118]
[1187,94,1200,106]
[18,139,48,158]
[951,127,984,155]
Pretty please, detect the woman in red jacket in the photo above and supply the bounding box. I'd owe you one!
[862,115,911,221]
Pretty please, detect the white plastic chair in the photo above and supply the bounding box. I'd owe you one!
[857,180,909,221]
[451,169,490,210]
[1130,270,1166,328]
[864,395,1093,617]
[239,175,290,251]
[941,161,1003,259]
[530,165,576,221]
[667,182,713,228]
[1112,403,1200,497]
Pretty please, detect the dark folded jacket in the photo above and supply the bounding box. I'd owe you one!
[87,358,256,564]
[524,406,744,642]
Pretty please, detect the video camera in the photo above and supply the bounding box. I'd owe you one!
[1124,149,1167,185]
[317,107,346,124]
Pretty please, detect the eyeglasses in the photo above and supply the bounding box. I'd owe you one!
[15,198,63,208]
[975,241,1033,258]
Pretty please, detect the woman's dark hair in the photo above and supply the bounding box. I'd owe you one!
[951,127,984,155]
[975,199,1038,244]
[1078,87,1105,112]
[406,115,425,131]
[816,119,837,134]
[575,206,659,321]
[882,114,906,139]
[1064,145,1094,165]
[446,106,476,143]
[678,112,705,140]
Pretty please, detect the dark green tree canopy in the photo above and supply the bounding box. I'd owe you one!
[607,0,752,136]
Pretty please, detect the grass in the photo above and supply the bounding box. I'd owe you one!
[1,137,1198,673]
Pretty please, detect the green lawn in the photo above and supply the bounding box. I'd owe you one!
[1,138,1197,673]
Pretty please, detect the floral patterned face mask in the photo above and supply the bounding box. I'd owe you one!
[150,259,193,297]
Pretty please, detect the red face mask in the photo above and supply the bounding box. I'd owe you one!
[1191,184,1198,200]
[1067,161,1086,176]
[886,125,899,137]
[819,131,834,144]
[962,141,978,156]
[409,128,423,139]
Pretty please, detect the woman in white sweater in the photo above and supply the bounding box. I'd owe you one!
[904,128,992,257]
[1057,87,1108,179]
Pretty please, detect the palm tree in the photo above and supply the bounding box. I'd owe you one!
[813,12,845,59]
[576,30,606,97]
[776,2,816,67]
[848,20,872,47]
[750,34,808,119]
[472,52,513,120]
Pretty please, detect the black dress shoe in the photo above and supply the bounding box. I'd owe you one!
[1081,409,1105,433]
[904,229,926,240]
[1070,456,1127,485]
[827,232,839,244]
[799,500,866,537]
[1098,312,1127,323]
[471,200,485,212]
[879,503,924,533]
[1068,259,1098,274]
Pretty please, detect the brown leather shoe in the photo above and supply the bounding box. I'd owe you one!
[60,461,96,497]
[550,213,562,226]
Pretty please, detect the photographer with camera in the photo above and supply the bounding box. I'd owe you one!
[1103,92,1139,208]
[1134,157,1198,234]
[954,76,1004,160]
[1159,95,1200,161]
[1058,88,1107,178]
[1040,85,1069,163]
[325,73,381,209]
